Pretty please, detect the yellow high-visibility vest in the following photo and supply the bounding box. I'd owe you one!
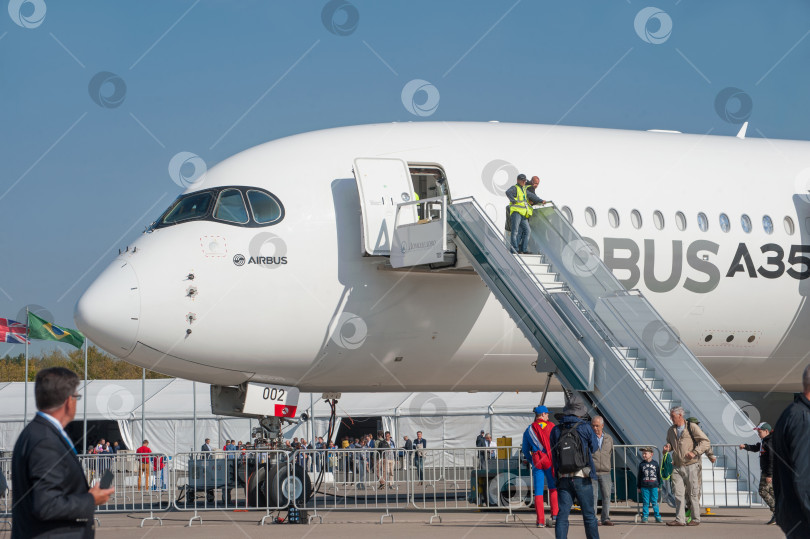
[509,184,532,218]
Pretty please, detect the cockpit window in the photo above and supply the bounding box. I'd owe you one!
[247,190,283,224]
[213,189,249,224]
[162,191,214,225]
[151,186,284,230]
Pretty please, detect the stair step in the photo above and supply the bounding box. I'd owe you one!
[702,467,738,480]
[623,357,647,368]
[643,377,664,390]
[615,347,639,359]
[533,273,560,285]
[517,254,546,265]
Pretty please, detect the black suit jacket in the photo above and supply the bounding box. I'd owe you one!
[12,414,95,538]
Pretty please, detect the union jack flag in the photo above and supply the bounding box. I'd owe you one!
[0,318,29,344]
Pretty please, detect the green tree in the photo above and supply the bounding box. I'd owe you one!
[0,346,168,382]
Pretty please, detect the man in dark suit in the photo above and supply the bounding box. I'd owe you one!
[12,367,114,538]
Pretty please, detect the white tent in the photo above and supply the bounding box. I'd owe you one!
[0,379,564,455]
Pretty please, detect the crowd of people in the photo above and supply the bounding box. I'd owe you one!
[84,438,121,455]
[519,371,810,539]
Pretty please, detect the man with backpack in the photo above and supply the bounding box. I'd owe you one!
[549,392,600,539]
[665,406,710,527]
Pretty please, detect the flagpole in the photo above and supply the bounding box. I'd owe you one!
[141,368,145,442]
[83,339,88,453]
[24,307,29,427]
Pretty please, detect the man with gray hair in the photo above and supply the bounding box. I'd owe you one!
[665,406,709,526]
[12,367,114,538]
[772,364,810,537]
[590,416,614,526]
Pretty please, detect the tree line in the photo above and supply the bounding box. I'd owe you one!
[0,346,169,381]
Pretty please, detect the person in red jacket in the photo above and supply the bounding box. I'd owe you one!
[136,440,152,490]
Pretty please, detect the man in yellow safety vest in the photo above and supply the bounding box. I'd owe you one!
[506,173,545,254]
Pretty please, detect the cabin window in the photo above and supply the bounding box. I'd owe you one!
[653,210,664,230]
[561,206,573,223]
[697,212,708,232]
[161,191,215,225]
[784,216,795,235]
[585,207,596,227]
[213,189,249,224]
[762,215,773,235]
[631,209,642,229]
[247,190,284,224]
[741,214,752,234]
[608,208,620,228]
[719,213,730,232]
[675,211,686,231]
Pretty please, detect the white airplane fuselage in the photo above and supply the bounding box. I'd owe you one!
[75,122,810,394]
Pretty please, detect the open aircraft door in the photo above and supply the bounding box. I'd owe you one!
[353,158,417,256]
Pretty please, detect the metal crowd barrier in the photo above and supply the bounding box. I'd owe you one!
[0,457,10,529]
[0,441,761,530]
[702,444,760,508]
[292,447,535,524]
[172,450,292,526]
[78,452,172,527]
[607,443,760,519]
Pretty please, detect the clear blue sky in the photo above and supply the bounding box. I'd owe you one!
[1,0,809,357]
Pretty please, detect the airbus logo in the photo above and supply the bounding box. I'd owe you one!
[233,253,287,267]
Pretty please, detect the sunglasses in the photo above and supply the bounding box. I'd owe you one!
[71,393,82,401]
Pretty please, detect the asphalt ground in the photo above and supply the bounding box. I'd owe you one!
[68,506,782,538]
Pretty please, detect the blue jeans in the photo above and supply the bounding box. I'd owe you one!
[556,476,599,539]
[640,486,660,518]
[509,212,531,253]
[414,456,424,480]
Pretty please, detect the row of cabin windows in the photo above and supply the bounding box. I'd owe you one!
[560,206,796,236]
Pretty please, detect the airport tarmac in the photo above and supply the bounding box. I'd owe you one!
[88,507,783,538]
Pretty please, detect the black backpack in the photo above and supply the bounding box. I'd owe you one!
[555,423,588,474]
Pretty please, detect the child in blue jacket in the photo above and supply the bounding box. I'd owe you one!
[637,447,662,523]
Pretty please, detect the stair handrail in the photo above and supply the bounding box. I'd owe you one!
[448,198,669,402]
[528,204,756,445]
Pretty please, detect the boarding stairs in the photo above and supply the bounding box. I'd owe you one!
[439,198,758,506]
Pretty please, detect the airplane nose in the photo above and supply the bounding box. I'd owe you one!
[74,260,140,357]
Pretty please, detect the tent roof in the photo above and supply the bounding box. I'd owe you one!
[0,379,564,422]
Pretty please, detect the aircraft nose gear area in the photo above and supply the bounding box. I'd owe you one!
[75,260,140,357]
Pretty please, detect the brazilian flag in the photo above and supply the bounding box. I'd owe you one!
[27,312,85,349]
